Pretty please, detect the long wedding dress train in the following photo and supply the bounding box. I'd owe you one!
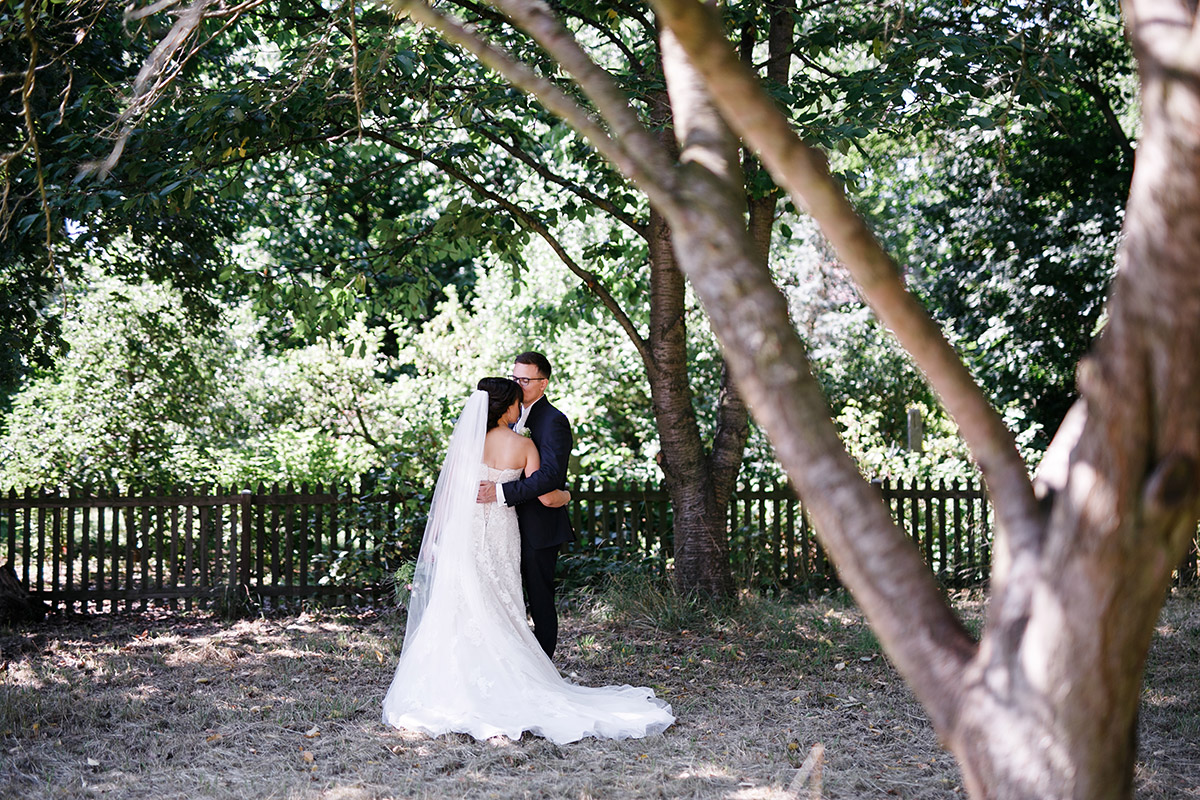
[382,464,674,744]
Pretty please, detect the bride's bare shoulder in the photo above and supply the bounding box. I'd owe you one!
[483,427,528,470]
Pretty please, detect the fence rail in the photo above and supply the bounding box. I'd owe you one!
[0,477,1006,614]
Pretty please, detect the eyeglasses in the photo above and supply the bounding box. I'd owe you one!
[510,376,547,387]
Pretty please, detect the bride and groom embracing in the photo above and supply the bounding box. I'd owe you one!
[382,352,674,744]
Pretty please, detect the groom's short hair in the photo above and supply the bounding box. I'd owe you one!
[515,351,552,378]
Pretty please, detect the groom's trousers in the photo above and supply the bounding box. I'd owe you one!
[522,544,560,659]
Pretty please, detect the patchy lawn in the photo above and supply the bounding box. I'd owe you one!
[1,583,1198,799]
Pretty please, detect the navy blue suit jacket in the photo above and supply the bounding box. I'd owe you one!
[501,398,575,550]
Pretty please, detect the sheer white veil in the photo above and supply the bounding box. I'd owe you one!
[404,389,488,641]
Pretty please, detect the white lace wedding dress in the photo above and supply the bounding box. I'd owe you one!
[382,464,674,744]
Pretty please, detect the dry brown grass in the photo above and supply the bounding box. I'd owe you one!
[1,581,1198,799]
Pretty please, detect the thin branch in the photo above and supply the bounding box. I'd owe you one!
[353,405,383,449]
[649,0,1043,561]
[554,3,650,82]
[18,0,52,259]
[362,129,654,366]
[84,0,272,179]
[440,0,510,26]
[449,0,651,75]
[387,0,679,215]
[791,47,843,81]
[125,0,185,23]
[473,114,645,234]
[345,0,365,141]
[1077,76,1136,164]
[484,0,677,188]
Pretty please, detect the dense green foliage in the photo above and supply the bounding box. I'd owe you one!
[0,0,1135,495]
[0,237,710,490]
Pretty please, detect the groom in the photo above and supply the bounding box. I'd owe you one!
[477,351,575,659]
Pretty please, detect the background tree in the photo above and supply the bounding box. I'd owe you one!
[867,66,1135,447]
[0,0,246,403]
[3,0,756,594]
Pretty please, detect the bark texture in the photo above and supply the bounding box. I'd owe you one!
[645,201,737,597]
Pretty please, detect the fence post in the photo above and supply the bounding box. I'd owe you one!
[79,486,91,615]
[123,487,136,612]
[138,486,152,611]
[240,488,253,591]
[4,488,15,569]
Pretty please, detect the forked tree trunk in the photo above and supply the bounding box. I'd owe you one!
[644,198,738,597]
[942,14,1200,795]
[648,1,1200,796]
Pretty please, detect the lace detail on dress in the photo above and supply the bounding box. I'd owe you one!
[382,465,673,744]
[475,465,525,624]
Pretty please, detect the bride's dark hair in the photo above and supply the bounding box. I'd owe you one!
[477,377,523,430]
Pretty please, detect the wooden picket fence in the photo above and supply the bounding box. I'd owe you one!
[0,476,1007,614]
[0,482,449,614]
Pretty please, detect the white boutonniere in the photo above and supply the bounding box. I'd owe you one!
[515,426,531,438]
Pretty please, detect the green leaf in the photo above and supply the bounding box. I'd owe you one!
[17,212,41,234]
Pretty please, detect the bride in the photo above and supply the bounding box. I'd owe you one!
[382,378,674,744]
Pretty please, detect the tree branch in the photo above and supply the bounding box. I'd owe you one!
[1076,77,1135,165]
[344,0,365,141]
[708,362,749,509]
[554,3,651,82]
[655,20,976,725]
[483,0,678,191]
[473,115,645,235]
[440,0,510,26]
[84,0,272,179]
[361,130,654,366]
[353,404,383,450]
[387,0,679,215]
[9,0,51,257]
[648,0,1044,569]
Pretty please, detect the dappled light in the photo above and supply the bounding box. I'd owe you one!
[1,588,1195,798]
[0,594,962,798]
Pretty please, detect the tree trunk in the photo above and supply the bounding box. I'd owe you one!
[940,14,1200,795]
[648,1,1200,796]
[638,3,792,597]
[644,199,736,597]
[0,562,48,625]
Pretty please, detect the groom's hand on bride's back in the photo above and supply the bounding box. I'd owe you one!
[477,481,497,504]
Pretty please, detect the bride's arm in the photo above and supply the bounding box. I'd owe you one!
[524,439,571,507]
